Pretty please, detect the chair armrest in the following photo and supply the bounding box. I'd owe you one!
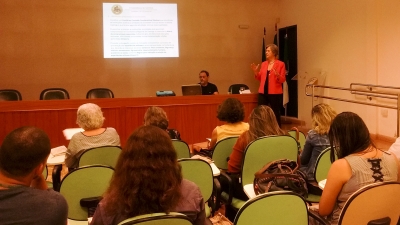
[367,217,392,225]
[308,208,329,225]
[80,196,103,217]
[212,177,221,215]
[52,164,63,192]
[219,171,233,205]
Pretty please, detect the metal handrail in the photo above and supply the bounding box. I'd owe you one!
[305,83,400,137]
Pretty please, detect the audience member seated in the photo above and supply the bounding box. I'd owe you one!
[144,106,181,140]
[300,103,337,181]
[90,125,210,225]
[65,103,120,170]
[193,98,249,153]
[309,112,400,225]
[224,105,287,201]
[0,126,68,224]
[198,70,218,95]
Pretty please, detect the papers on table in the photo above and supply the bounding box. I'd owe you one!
[318,179,327,190]
[239,89,251,94]
[244,184,256,199]
[51,145,67,157]
[48,146,67,165]
[191,154,213,163]
[63,128,84,140]
[190,154,220,176]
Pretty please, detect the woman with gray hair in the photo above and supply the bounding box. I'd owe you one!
[65,103,120,170]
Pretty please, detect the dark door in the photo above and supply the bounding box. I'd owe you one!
[278,25,298,117]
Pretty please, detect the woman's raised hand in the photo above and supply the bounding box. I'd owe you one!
[250,63,260,75]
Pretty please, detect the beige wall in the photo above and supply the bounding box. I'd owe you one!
[3,0,400,137]
[279,0,400,137]
[0,0,278,99]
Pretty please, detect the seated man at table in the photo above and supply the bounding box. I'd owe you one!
[199,70,219,95]
[0,126,68,225]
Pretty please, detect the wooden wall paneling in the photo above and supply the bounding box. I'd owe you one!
[0,95,258,147]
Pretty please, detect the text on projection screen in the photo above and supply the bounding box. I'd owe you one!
[103,3,179,58]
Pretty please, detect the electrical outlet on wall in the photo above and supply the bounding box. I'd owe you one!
[381,109,388,117]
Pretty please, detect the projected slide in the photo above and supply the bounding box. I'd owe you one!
[103,3,179,58]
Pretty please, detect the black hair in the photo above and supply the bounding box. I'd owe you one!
[328,112,375,162]
[199,70,209,77]
[0,126,51,177]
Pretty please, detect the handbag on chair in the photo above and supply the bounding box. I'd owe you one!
[253,159,308,198]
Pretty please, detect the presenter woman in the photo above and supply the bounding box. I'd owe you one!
[250,44,286,126]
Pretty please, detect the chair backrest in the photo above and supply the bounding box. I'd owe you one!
[339,182,400,225]
[241,135,298,187]
[171,140,191,159]
[234,191,309,225]
[78,146,122,168]
[288,130,306,150]
[314,147,336,182]
[118,212,193,225]
[0,89,22,101]
[228,84,249,94]
[178,158,213,202]
[86,88,114,99]
[59,165,114,221]
[42,165,48,179]
[211,136,238,170]
[40,88,70,100]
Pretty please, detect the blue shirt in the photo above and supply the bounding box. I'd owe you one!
[300,129,330,180]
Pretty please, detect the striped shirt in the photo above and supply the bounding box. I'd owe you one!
[65,127,120,169]
[329,153,398,224]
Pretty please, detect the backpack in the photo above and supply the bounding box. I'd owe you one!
[253,159,308,198]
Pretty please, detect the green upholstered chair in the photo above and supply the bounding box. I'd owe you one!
[117,212,193,225]
[288,129,306,151]
[221,135,298,219]
[178,158,214,217]
[59,165,114,225]
[172,140,191,159]
[309,182,400,225]
[78,146,122,168]
[211,136,238,170]
[234,191,309,225]
[42,165,53,189]
[314,147,336,183]
[305,147,336,204]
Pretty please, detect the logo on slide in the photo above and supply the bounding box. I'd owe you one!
[111,4,123,15]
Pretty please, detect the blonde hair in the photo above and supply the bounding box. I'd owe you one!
[76,103,105,130]
[311,103,337,135]
[144,106,169,130]
[246,105,287,143]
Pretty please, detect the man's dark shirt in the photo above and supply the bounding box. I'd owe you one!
[199,83,218,95]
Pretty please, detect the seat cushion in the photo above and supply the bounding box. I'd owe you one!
[220,192,246,209]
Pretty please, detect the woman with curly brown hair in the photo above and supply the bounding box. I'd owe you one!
[193,98,249,153]
[90,126,209,225]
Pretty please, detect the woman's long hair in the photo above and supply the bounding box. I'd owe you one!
[245,105,287,143]
[328,112,375,162]
[103,125,182,217]
[311,103,337,135]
